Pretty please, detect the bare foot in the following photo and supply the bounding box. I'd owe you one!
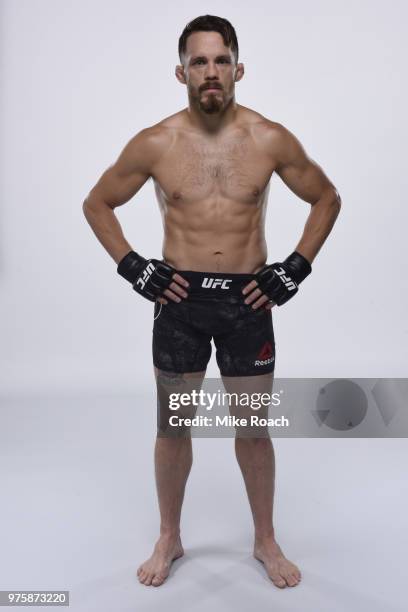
[137,533,184,587]
[254,534,301,588]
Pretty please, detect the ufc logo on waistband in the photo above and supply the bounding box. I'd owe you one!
[273,267,297,291]
[136,262,156,289]
[202,277,232,289]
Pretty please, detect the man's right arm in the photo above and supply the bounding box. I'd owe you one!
[82,127,164,264]
[82,127,189,304]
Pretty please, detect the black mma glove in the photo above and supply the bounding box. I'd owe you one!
[117,251,177,302]
[255,251,312,306]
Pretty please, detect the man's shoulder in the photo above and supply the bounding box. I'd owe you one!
[124,115,182,166]
[238,106,289,143]
[242,110,299,161]
[248,110,287,135]
[144,109,188,137]
[131,110,188,153]
[132,108,292,152]
[134,122,175,148]
[155,108,189,128]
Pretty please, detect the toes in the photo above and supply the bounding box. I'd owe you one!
[286,565,301,585]
[286,574,299,587]
[141,572,150,585]
[270,573,286,588]
[152,573,166,586]
[279,566,301,587]
[138,570,146,584]
[144,573,153,586]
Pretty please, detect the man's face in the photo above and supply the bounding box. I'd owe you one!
[177,31,243,115]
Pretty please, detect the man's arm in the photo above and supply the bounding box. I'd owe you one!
[82,127,165,264]
[83,127,189,304]
[243,123,341,309]
[272,123,341,263]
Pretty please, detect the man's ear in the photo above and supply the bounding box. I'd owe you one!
[234,62,245,83]
[175,64,187,85]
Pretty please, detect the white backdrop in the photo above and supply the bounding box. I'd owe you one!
[1,0,407,395]
[2,4,408,611]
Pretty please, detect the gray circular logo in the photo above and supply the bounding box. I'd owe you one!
[316,379,368,430]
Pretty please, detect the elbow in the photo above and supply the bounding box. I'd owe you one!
[82,195,104,220]
[82,196,93,219]
[82,202,96,226]
[333,190,342,217]
[83,194,115,218]
[333,186,342,207]
[328,187,342,217]
[82,199,89,218]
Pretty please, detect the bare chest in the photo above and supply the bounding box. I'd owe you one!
[152,132,274,205]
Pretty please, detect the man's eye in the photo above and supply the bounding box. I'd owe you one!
[193,59,230,65]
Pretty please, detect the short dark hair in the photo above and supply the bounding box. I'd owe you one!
[178,15,239,64]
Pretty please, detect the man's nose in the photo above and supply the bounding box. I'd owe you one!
[204,62,219,79]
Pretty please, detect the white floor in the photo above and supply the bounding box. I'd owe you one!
[0,392,407,611]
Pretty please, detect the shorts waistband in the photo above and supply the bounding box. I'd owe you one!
[177,270,256,296]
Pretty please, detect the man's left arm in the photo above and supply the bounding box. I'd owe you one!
[243,124,341,309]
[273,123,341,264]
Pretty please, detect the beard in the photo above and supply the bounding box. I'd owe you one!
[197,89,224,114]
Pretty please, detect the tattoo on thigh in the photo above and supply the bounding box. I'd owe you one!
[156,371,186,386]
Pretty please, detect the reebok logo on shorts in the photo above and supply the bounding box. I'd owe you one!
[202,277,232,289]
[254,341,275,366]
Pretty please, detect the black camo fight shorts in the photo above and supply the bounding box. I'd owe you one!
[152,271,275,377]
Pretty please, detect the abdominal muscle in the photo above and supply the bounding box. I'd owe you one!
[160,198,268,274]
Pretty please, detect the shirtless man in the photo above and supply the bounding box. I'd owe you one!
[83,15,341,589]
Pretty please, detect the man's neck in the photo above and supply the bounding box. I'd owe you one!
[185,99,240,135]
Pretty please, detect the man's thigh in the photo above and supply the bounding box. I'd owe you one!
[221,373,274,437]
[152,299,212,437]
[154,367,207,438]
[152,300,212,374]
[214,306,275,377]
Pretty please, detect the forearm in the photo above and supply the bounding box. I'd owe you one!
[82,198,133,264]
[294,190,341,264]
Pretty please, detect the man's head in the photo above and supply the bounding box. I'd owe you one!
[176,15,244,115]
